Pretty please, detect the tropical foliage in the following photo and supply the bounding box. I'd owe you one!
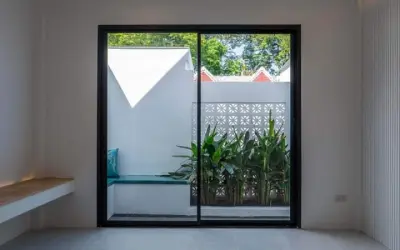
[170,111,290,206]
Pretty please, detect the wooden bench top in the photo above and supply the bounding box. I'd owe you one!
[0,178,73,207]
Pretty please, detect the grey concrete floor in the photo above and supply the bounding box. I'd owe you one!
[0,228,388,250]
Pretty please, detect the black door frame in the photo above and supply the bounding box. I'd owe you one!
[97,25,301,228]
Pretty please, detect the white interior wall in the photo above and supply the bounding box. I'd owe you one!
[36,0,362,229]
[0,0,35,245]
[361,0,400,249]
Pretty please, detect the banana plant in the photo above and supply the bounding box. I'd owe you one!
[170,124,238,204]
[170,111,290,206]
[251,110,290,205]
[223,129,255,205]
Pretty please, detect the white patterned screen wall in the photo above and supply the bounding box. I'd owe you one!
[192,102,287,141]
[362,0,400,250]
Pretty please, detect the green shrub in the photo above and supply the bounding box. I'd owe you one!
[170,111,290,206]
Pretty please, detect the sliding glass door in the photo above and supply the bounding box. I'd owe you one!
[106,32,198,223]
[199,33,292,222]
[98,26,300,227]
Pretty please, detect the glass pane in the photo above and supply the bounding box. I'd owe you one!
[106,32,198,222]
[199,34,291,221]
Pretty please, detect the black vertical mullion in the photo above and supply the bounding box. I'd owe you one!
[290,28,302,228]
[196,32,202,224]
[295,28,302,228]
[97,28,108,227]
[289,32,296,226]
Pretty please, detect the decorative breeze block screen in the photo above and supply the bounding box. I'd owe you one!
[192,103,286,141]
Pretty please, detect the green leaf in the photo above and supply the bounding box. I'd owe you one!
[212,147,222,163]
[211,124,218,136]
[205,143,216,157]
[218,133,228,144]
[254,130,263,142]
[245,139,255,151]
[204,125,211,139]
[222,162,236,175]
[205,136,214,145]
[172,155,192,158]
[268,110,275,137]
[244,130,250,144]
[191,142,198,156]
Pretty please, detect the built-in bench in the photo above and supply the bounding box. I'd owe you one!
[0,178,74,224]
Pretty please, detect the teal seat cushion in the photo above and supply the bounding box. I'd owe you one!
[107,175,190,186]
[107,148,119,178]
[107,177,119,186]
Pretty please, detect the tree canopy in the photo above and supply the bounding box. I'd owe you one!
[108,33,290,76]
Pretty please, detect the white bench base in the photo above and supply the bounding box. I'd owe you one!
[108,183,290,218]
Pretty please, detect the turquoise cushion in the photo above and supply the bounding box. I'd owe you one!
[107,148,119,178]
[110,175,190,185]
